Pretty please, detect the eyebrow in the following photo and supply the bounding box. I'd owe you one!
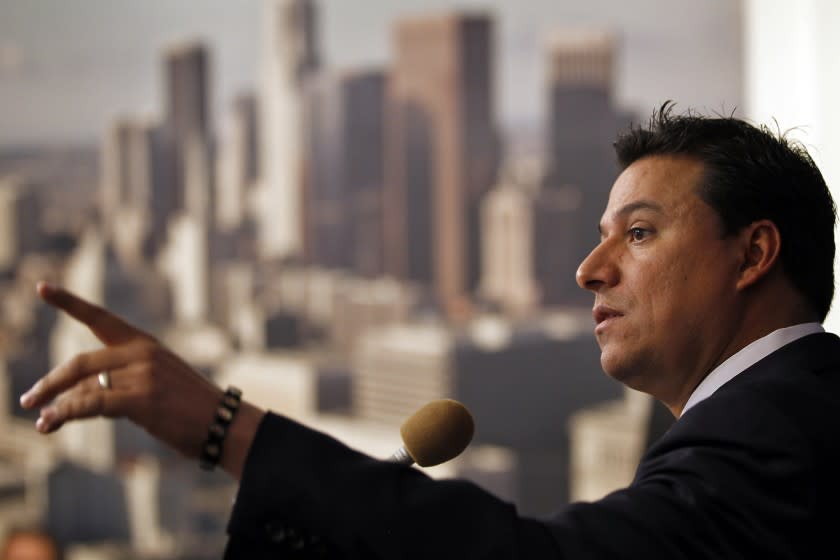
[598,200,665,235]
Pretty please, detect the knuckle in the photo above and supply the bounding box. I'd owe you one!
[137,361,156,379]
[70,392,101,419]
[68,353,87,373]
[53,399,72,422]
[70,395,88,417]
[135,341,160,362]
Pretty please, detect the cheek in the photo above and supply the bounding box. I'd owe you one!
[629,258,680,320]
[651,259,729,337]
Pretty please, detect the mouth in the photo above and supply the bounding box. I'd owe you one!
[593,305,623,333]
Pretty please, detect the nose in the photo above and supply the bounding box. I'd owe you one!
[576,239,619,292]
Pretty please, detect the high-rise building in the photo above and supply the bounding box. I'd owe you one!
[162,41,212,221]
[384,13,499,319]
[0,177,41,272]
[479,175,540,316]
[100,117,176,263]
[532,186,587,305]
[303,69,386,275]
[479,158,588,312]
[165,42,210,151]
[216,93,259,233]
[354,320,454,425]
[329,276,418,357]
[568,389,673,502]
[256,0,320,260]
[545,30,634,271]
[158,214,210,324]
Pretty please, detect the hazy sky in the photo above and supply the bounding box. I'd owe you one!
[0,0,742,148]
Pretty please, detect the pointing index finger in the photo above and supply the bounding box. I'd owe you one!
[36,282,147,345]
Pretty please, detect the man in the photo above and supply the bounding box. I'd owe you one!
[20,105,840,558]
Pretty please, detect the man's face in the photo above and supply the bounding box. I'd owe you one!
[576,155,745,409]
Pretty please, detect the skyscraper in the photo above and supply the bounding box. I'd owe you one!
[0,177,41,273]
[303,68,386,275]
[479,178,540,316]
[163,41,212,217]
[256,0,320,261]
[384,13,499,319]
[164,42,210,156]
[545,30,633,269]
[100,117,176,263]
[479,157,592,310]
[216,93,259,233]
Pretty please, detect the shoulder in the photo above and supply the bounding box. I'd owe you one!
[677,331,840,452]
[625,334,840,555]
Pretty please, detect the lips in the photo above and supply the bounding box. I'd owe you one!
[593,305,623,331]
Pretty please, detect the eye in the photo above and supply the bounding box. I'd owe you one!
[628,227,650,242]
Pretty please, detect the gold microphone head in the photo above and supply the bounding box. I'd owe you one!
[399,399,475,467]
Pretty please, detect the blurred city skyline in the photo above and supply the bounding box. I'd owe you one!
[15,1,840,557]
[0,4,679,555]
[0,0,743,148]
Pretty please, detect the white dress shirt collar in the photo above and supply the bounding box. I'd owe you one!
[680,322,824,417]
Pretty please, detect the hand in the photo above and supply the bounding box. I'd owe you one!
[19,282,263,478]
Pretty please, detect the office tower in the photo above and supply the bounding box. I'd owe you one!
[123,457,176,557]
[100,117,176,263]
[384,13,499,319]
[303,69,386,275]
[256,0,320,260]
[182,131,214,223]
[569,389,673,502]
[330,276,418,356]
[0,176,41,272]
[165,42,210,152]
[46,461,130,545]
[479,177,540,316]
[532,185,588,305]
[546,30,632,271]
[163,40,211,216]
[216,93,259,232]
[480,157,588,312]
[354,320,454,425]
[158,214,210,324]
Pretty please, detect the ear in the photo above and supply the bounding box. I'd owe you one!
[735,219,782,291]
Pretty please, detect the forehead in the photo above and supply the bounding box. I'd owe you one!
[606,155,706,214]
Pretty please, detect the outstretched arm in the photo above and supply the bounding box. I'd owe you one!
[19,281,265,479]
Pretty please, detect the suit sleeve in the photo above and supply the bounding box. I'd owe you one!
[224,412,560,558]
[225,387,816,559]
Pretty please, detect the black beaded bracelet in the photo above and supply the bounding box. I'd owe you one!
[200,386,243,471]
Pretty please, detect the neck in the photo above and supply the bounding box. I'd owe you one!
[664,286,817,418]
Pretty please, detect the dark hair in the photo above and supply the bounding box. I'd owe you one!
[614,102,836,321]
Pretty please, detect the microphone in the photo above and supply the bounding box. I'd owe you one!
[388,399,475,467]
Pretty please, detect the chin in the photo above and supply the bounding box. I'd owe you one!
[600,351,646,389]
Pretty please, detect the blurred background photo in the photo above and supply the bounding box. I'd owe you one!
[1,1,838,558]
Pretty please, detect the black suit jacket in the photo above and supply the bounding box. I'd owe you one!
[224,332,840,558]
